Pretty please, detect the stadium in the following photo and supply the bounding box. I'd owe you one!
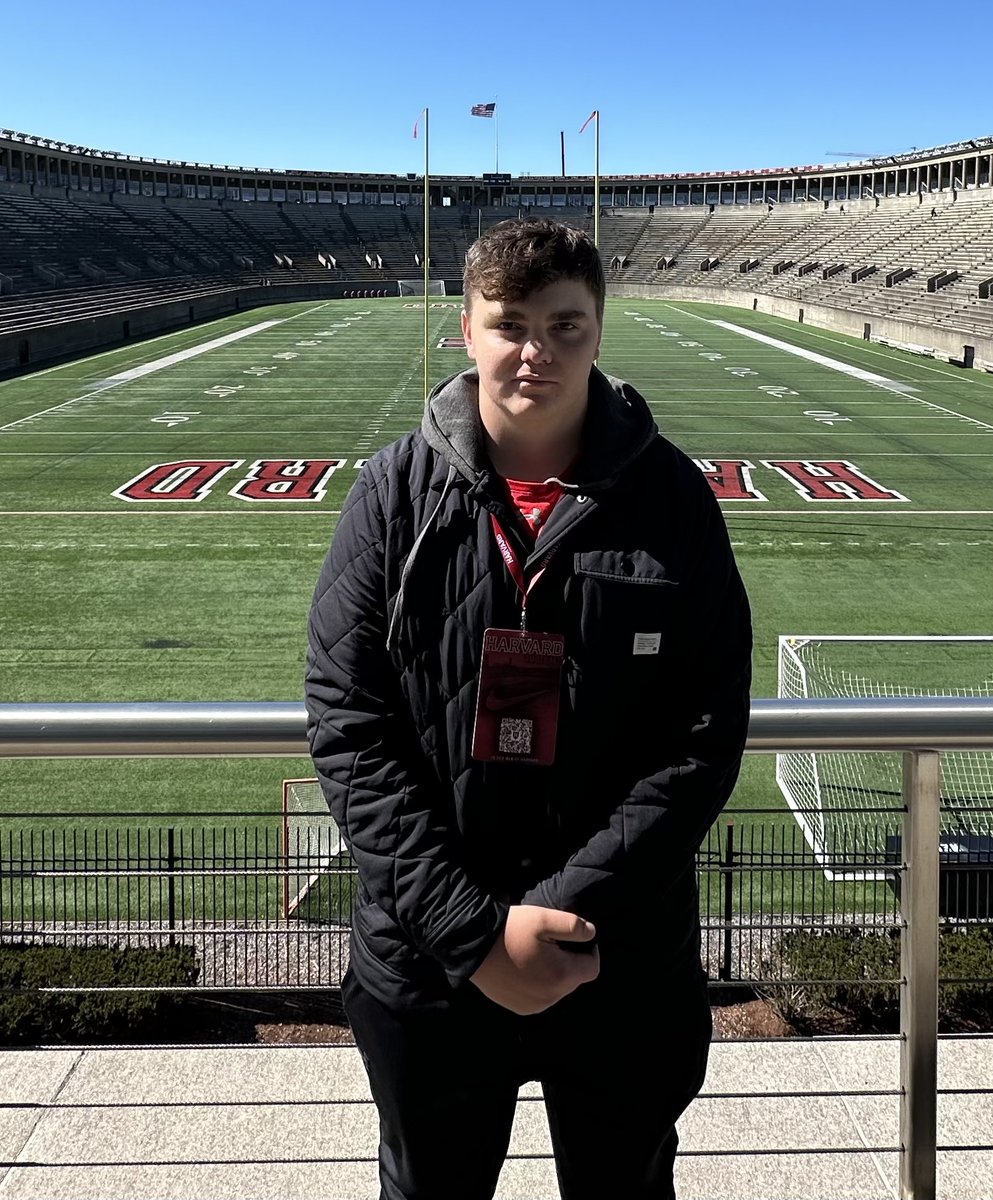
[1,117,992,1198]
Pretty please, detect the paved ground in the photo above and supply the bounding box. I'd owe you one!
[1,1036,991,1199]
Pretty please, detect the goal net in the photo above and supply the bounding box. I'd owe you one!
[397,279,446,296]
[281,777,352,921]
[777,635,993,880]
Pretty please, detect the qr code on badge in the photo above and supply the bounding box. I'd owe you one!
[498,717,533,756]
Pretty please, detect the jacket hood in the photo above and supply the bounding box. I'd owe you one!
[421,366,658,492]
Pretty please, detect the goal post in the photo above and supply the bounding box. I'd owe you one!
[281,777,351,920]
[397,279,446,296]
[776,635,993,880]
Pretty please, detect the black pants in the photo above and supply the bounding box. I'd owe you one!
[343,963,712,1200]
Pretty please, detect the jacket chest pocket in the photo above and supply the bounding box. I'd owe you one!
[571,550,680,673]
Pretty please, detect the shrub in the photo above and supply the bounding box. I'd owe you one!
[770,926,900,1033]
[0,943,199,1045]
[939,927,993,1027]
[765,925,993,1034]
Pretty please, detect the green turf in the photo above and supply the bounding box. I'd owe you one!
[1,295,990,838]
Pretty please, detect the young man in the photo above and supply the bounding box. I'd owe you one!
[305,219,752,1200]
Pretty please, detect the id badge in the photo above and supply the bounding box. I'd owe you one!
[471,627,565,766]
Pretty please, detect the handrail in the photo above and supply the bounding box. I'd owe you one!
[1,697,992,1200]
[0,695,990,757]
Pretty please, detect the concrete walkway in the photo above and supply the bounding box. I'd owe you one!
[1,1036,991,1199]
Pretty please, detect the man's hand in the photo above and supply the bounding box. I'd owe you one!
[469,904,599,1015]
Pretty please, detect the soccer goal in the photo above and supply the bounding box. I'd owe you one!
[777,635,993,879]
[281,777,351,920]
[397,279,446,296]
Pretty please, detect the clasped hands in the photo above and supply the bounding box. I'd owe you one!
[470,903,599,1016]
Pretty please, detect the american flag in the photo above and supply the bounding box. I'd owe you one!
[471,102,496,118]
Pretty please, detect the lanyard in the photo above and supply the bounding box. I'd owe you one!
[490,514,556,632]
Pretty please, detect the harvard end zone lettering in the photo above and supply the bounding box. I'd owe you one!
[114,459,343,503]
[694,460,767,502]
[113,460,242,503]
[230,459,346,502]
[763,460,907,502]
[113,459,908,503]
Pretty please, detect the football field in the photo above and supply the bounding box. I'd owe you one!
[1,295,991,820]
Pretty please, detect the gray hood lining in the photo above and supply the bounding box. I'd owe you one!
[421,366,659,493]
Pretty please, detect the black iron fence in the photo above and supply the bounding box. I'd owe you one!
[3,808,989,994]
[3,698,992,1200]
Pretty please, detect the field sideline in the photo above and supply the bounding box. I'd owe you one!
[1,296,991,822]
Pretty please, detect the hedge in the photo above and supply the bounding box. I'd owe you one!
[767,926,993,1033]
[0,943,199,1044]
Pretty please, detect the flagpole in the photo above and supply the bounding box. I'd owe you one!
[580,109,600,248]
[495,96,499,174]
[594,110,600,250]
[423,106,430,405]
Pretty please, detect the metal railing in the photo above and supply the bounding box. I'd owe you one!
[1,695,992,1200]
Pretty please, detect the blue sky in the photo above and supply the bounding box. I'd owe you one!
[4,0,991,177]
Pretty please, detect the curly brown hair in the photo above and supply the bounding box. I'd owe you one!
[462,218,605,319]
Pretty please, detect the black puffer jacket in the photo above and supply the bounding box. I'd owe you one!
[306,366,752,1009]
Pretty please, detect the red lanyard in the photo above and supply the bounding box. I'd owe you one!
[490,514,556,631]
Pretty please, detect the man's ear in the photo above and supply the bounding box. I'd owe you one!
[461,308,476,360]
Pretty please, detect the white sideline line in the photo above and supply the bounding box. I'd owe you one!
[1,508,991,518]
[0,301,332,433]
[0,322,281,433]
[778,322,993,391]
[12,450,993,459]
[0,510,343,516]
[0,431,390,436]
[8,428,991,438]
[0,300,339,389]
[3,450,983,458]
[0,452,339,457]
[707,319,921,395]
[1,542,332,550]
[846,452,993,457]
[0,321,259,389]
[723,509,993,516]
[9,538,991,552]
[660,304,993,432]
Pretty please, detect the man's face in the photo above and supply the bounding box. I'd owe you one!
[461,278,602,431]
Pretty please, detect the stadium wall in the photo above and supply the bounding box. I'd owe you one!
[607,284,993,368]
[5,279,989,376]
[0,279,468,375]
[0,290,254,374]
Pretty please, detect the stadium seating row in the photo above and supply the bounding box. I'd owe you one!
[3,186,993,339]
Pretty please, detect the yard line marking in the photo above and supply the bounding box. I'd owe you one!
[0,322,263,390]
[723,509,993,516]
[8,430,990,439]
[0,430,413,436]
[0,302,333,433]
[1,507,991,518]
[718,540,984,548]
[677,415,972,421]
[1,542,307,549]
[0,510,343,516]
[850,453,993,458]
[660,304,993,429]
[654,396,912,403]
[5,450,993,458]
[771,322,993,392]
[895,392,993,431]
[0,324,283,431]
[706,319,920,395]
[0,300,342,390]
